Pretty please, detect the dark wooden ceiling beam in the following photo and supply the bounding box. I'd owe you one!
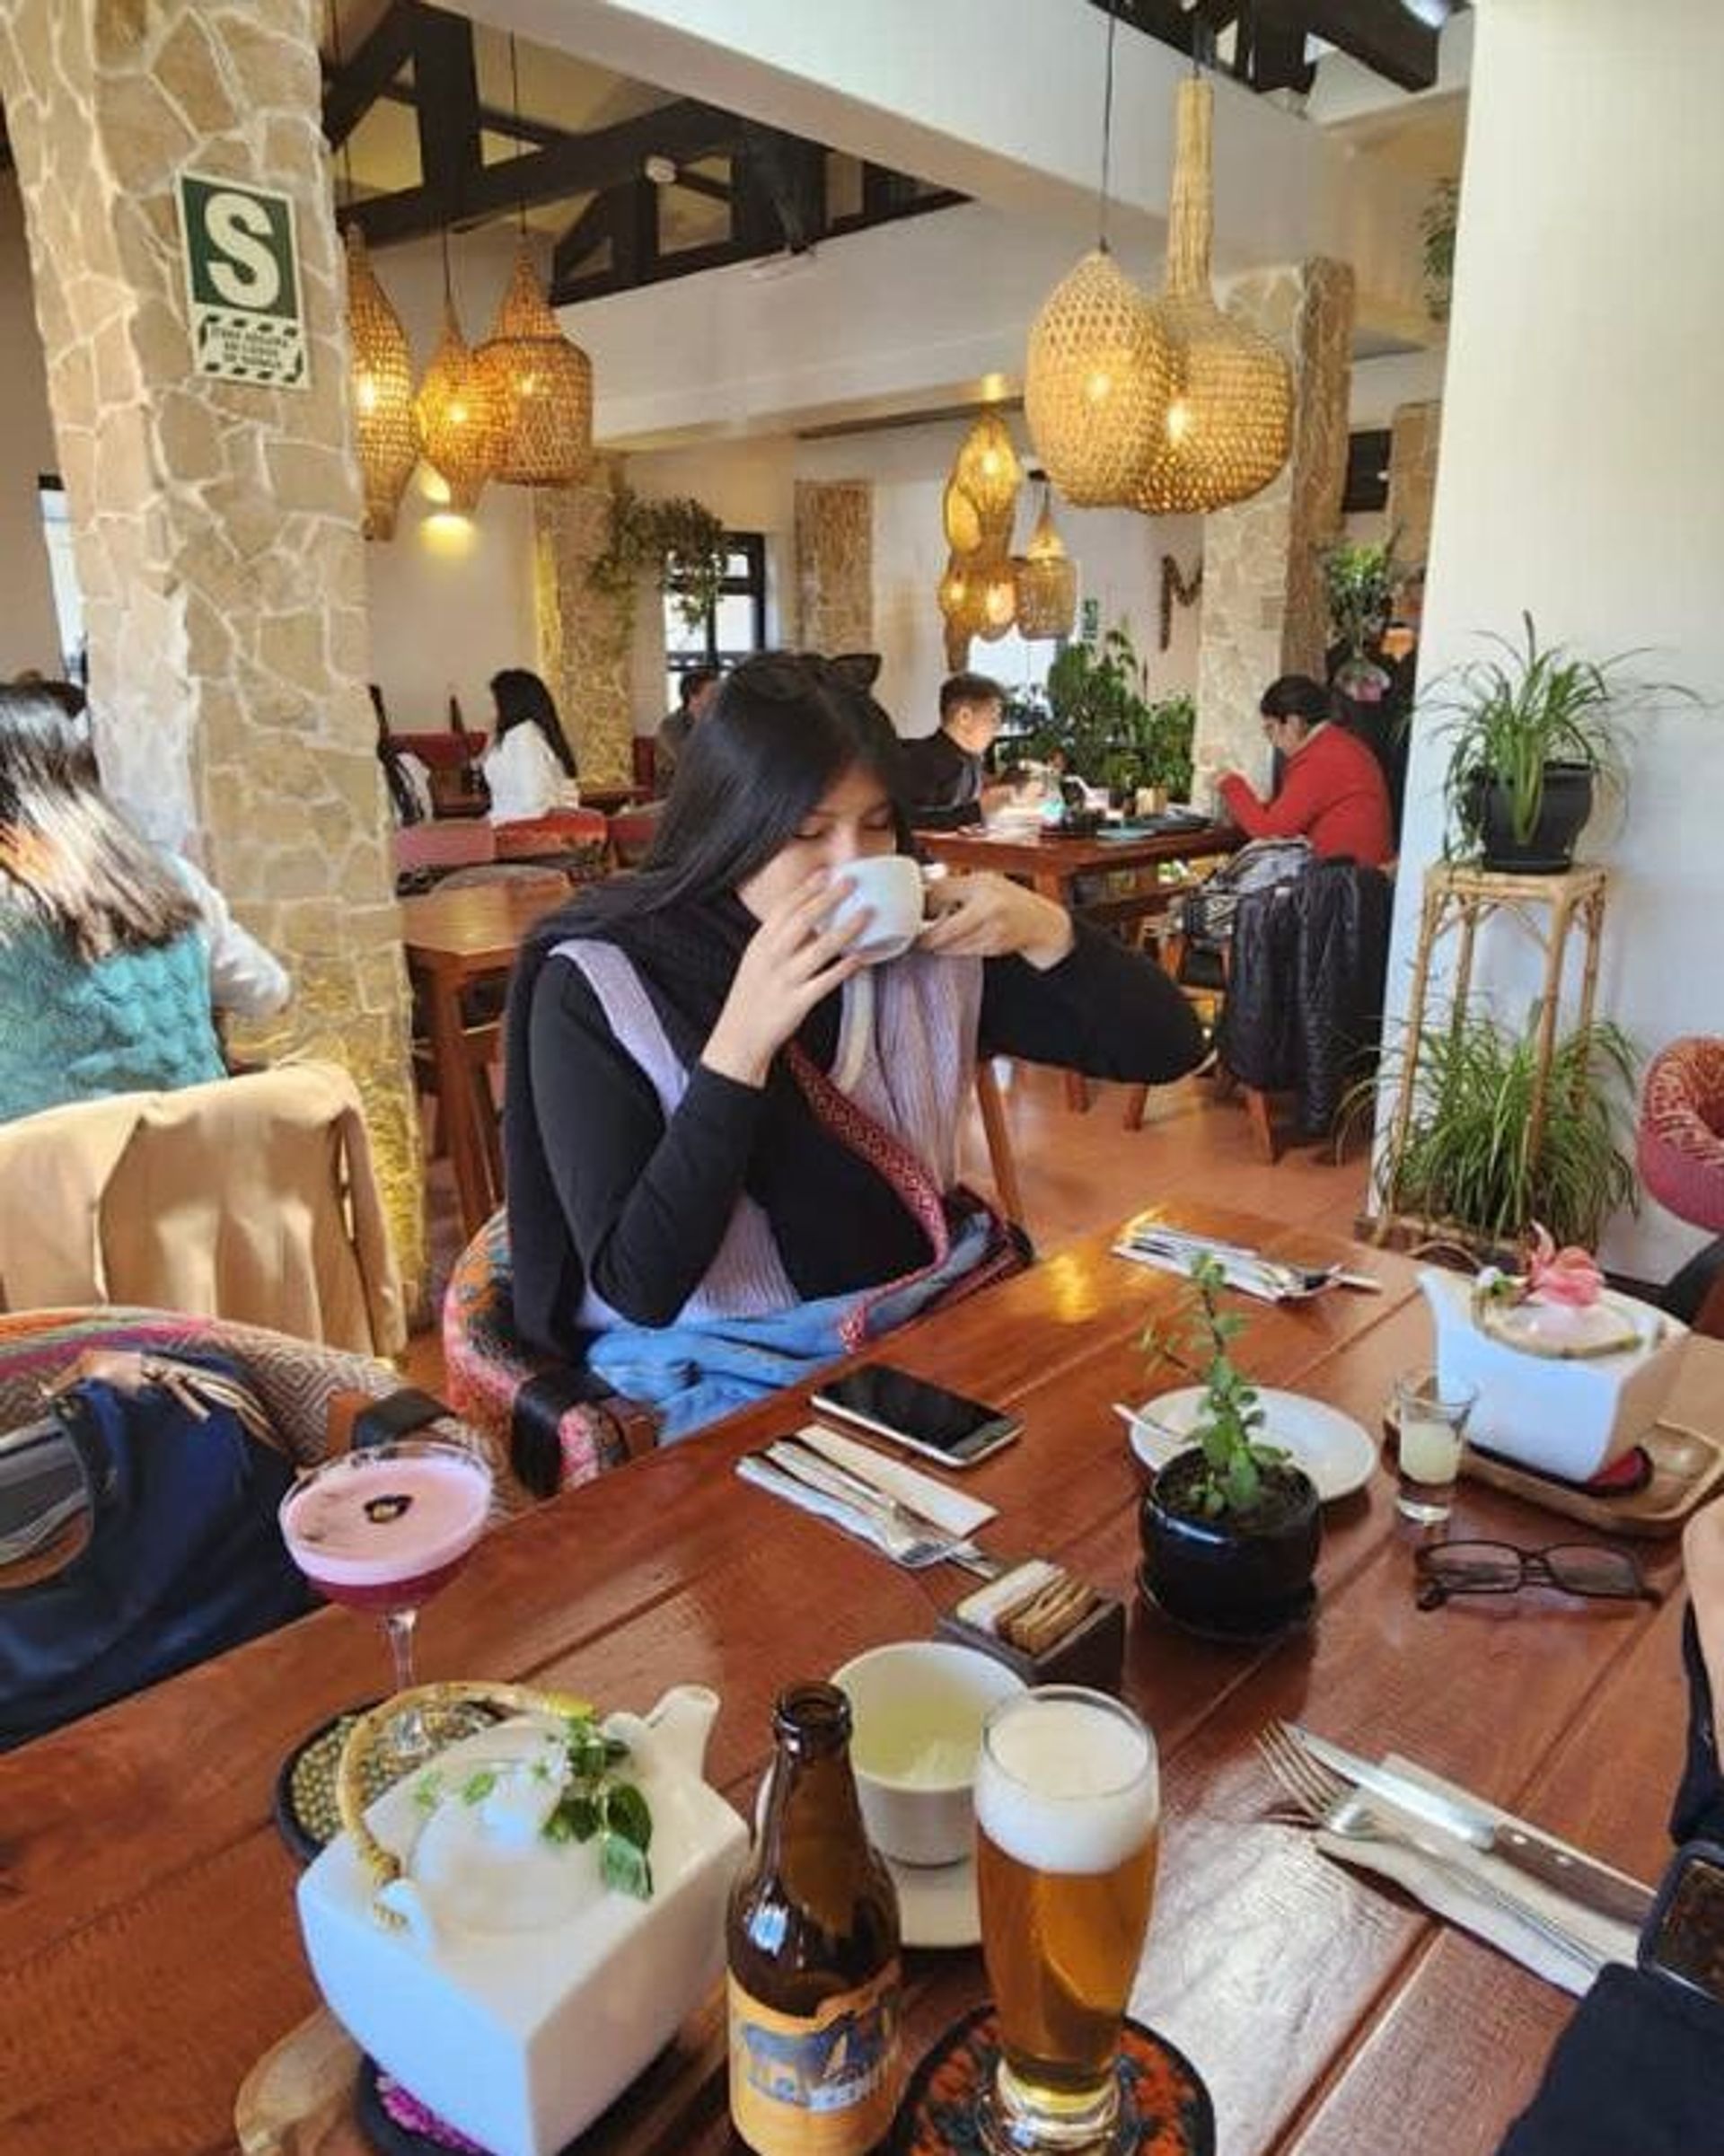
[409,5,480,198]
[1301,0,1440,91]
[1236,0,1318,92]
[550,191,619,287]
[322,0,413,150]
[339,96,743,248]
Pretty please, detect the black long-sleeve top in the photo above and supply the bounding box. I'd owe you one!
[525,921,1202,1328]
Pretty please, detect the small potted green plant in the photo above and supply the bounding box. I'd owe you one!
[1322,535,1402,705]
[1136,1258,1322,1639]
[1433,613,1680,873]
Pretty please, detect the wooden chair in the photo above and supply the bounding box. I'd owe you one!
[974,1060,1026,1227]
[393,819,496,887]
[608,803,664,867]
[494,810,611,880]
[1121,930,1276,1158]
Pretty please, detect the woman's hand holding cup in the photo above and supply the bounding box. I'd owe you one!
[702,868,871,1088]
[919,872,1075,971]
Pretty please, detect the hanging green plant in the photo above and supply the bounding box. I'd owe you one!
[589,482,728,631]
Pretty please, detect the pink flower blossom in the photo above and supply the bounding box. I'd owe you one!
[1525,1224,1605,1308]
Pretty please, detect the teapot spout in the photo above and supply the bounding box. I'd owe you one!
[642,1684,720,1778]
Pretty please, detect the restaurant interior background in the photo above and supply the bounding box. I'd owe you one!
[0,0,1717,1298]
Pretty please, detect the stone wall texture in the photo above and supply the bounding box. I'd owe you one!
[794,480,874,655]
[1193,258,1355,788]
[1387,398,1442,576]
[0,0,424,1301]
[532,457,635,786]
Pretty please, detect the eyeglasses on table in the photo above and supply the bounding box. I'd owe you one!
[1413,1538,1660,1612]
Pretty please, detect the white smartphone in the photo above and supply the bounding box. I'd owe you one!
[810,1363,1021,1470]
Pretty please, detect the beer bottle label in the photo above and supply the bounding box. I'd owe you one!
[726,1961,902,2155]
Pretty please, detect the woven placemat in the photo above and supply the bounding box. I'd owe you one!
[889,2004,1214,2154]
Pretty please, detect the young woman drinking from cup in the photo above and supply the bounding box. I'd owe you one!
[504,653,1204,1439]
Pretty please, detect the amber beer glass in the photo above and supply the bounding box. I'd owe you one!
[973,1687,1160,2152]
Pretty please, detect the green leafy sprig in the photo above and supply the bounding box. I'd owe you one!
[412,1711,655,1902]
[1140,1255,1287,1519]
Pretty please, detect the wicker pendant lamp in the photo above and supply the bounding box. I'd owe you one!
[1024,5,1173,507]
[953,411,1023,530]
[1135,75,1292,515]
[942,475,983,555]
[414,238,507,514]
[974,554,1019,641]
[345,226,418,541]
[474,242,594,487]
[937,552,990,638]
[1013,482,1078,640]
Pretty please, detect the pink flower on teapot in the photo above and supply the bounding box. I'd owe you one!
[1524,1225,1605,1309]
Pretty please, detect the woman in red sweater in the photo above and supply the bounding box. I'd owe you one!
[1218,674,1394,867]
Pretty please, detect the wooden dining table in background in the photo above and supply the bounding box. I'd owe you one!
[4,1208,1713,2155]
[917,819,1242,1110]
[400,877,570,1239]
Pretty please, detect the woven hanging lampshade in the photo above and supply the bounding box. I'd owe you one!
[474,242,594,487]
[953,411,1023,527]
[1025,249,1174,508]
[942,475,983,555]
[345,227,418,541]
[937,552,990,638]
[1013,486,1078,639]
[1136,78,1293,515]
[414,297,507,514]
[974,552,1019,641]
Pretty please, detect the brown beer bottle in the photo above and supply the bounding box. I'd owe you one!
[726,1683,902,2154]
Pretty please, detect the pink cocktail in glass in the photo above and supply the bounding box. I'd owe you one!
[280,1439,493,1769]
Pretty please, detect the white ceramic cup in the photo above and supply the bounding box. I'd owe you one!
[824,854,927,964]
[831,1641,1025,1867]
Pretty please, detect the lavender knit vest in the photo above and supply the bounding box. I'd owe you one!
[550,939,981,1332]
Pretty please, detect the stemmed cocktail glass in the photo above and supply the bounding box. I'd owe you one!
[279,1438,494,1773]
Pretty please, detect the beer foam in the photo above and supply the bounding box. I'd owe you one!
[974,1697,1158,1874]
[281,1452,490,1588]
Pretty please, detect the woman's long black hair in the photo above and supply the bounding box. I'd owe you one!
[575,652,908,931]
[490,667,579,779]
[0,689,200,960]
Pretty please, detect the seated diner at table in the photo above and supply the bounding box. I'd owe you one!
[1218,673,1394,868]
[899,668,1009,830]
[483,666,582,824]
[0,686,290,1124]
[505,650,1205,1438]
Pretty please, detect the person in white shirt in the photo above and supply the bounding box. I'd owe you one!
[171,855,292,1019]
[484,668,581,825]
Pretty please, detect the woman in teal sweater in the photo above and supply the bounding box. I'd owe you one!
[0,690,241,1122]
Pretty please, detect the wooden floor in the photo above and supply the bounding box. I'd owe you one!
[407,1066,1370,1388]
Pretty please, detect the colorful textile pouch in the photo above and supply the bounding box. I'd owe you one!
[0,1351,312,1749]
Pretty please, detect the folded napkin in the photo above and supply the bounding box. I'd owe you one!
[1314,1756,1640,1996]
[795,1422,996,1536]
[1113,1237,1288,1303]
[734,1456,905,1560]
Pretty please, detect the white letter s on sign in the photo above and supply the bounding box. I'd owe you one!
[205,192,281,310]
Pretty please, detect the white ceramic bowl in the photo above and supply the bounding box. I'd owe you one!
[832,1641,1025,1867]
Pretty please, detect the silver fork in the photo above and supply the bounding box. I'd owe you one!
[763,1439,1007,1579]
[1254,1722,1605,1976]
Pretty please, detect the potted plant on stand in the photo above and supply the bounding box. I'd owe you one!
[1434,612,1681,874]
[1137,1258,1322,1639]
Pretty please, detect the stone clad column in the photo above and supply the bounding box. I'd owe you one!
[1386,399,1441,575]
[795,480,874,653]
[1193,257,1354,787]
[0,0,423,1296]
[532,457,636,786]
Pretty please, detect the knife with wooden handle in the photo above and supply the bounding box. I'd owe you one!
[1291,1725,1655,1930]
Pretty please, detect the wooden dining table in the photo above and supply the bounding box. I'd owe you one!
[917,820,1241,1111]
[5,1207,1714,2155]
[400,878,571,1240]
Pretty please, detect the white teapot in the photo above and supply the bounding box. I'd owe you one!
[296,1680,749,2156]
[1420,1266,1688,1482]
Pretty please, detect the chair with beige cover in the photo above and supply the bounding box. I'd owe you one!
[0,1062,404,1355]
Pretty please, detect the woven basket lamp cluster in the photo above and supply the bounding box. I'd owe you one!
[474,242,594,488]
[1014,484,1078,639]
[345,228,418,541]
[414,299,509,515]
[1025,78,1292,517]
[937,411,1024,660]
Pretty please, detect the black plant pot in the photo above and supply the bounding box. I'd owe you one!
[1138,1453,1322,1641]
[1467,762,1595,874]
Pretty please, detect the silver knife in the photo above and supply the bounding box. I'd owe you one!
[1291,1725,1653,1928]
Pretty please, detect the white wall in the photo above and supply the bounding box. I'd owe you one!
[0,177,70,679]
[1381,0,1724,1281]
[360,229,539,731]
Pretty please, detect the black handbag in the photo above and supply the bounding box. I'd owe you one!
[0,1352,313,1750]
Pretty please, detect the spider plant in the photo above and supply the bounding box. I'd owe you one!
[1433,613,1667,858]
[1365,1006,1638,1252]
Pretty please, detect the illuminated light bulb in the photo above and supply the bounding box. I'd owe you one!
[1166,399,1192,444]
[356,374,379,414]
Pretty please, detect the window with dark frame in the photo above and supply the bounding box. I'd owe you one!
[663,532,768,710]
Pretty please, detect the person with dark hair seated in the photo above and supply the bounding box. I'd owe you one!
[655,664,721,787]
[899,671,1006,828]
[484,668,581,824]
[1218,673,1394,867]
[506,652,1204,1440]
[1499,1497,1724,2152]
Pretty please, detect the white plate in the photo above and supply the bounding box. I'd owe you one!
[884,1849,979,1949]
[1127,1386,1377,1503]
